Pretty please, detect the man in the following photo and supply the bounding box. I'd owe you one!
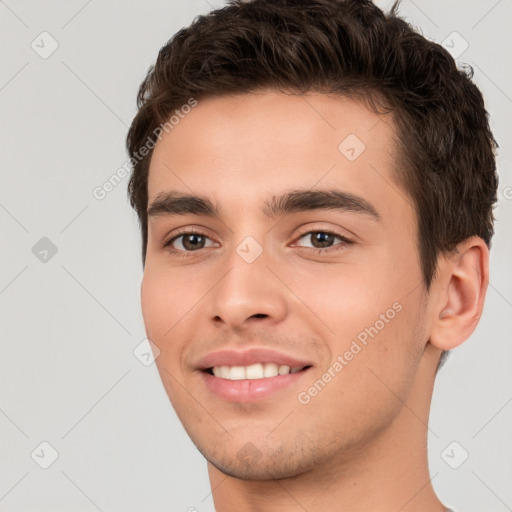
[126,0,498,510]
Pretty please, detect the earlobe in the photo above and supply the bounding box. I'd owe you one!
[429,237,489,351]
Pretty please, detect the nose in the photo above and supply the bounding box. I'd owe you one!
[206,242,288,332]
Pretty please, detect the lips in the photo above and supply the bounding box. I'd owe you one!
[195,347,314,402]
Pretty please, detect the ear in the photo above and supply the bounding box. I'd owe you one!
[429,236,489,351]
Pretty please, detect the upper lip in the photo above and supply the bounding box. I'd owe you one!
[195,348,313,370]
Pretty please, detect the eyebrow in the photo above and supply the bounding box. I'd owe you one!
[147,189,381,223]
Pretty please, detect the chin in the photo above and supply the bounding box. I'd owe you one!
[208,458,306,481]
[198,442,322,481]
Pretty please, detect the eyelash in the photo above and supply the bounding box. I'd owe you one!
[163,227,353,258]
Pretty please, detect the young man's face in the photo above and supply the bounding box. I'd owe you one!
[141,91,438,479]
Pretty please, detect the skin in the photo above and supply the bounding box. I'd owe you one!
[141,90,488,511]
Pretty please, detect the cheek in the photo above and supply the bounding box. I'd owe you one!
[140,267,195,373]
[286,250,424,381]
[140,268,195,404]
[294,300,424,440]
[285,258,404,340]
[140,272,166,340]
[141,265,199,336]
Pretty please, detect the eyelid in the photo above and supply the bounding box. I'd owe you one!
[290,229,353,254]
[293,225,353,243]
[163,227,217,249]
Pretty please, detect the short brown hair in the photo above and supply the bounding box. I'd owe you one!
[126,0,499,369]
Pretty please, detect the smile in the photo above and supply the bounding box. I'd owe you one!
[201,365,312,402]
[209,363,308,380]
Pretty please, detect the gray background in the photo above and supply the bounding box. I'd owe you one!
[1,1,511,511]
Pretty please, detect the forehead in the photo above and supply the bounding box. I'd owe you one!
[147,90,411,221]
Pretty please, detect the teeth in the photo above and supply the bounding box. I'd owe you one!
[278,365,290,375]
[211,363,304,380]
[263,363,278,377]
[246,363,264,379]
[229,366,246,380]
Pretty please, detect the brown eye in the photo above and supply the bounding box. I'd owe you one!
[296,230,351,251]
[180,233,206,251]
[308,232,338,249]
[164,230,216,254]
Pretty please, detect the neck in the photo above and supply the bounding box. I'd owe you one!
[207,343,448,512]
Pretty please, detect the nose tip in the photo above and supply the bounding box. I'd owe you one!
[208,259,287,330]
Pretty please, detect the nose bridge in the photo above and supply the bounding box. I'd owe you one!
[207,232,287,328]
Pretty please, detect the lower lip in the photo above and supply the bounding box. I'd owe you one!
[200,368,312,402]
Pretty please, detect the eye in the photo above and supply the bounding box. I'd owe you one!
[294,229,353,253]
[163,229,217,255]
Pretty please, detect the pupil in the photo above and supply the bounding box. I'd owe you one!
[184,234,203,250]
[313,232,333,248]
